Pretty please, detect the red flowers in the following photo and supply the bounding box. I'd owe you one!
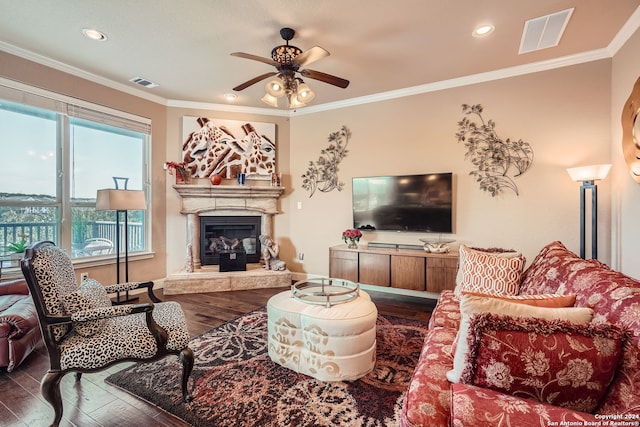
[342,228,362,242]
[164,161,187,174]
[164,161,190,184]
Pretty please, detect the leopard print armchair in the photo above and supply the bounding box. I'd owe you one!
[20,241,194,427]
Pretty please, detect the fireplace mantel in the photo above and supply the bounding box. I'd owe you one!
[172,183,285,271]
[173,184,285,214]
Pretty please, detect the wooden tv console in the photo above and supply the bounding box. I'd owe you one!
[329,244,459,293]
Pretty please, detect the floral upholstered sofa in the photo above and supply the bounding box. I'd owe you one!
[401,241,640,426]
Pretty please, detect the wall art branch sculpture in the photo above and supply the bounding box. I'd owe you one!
[302,125,352,197]
[455,104,534,196]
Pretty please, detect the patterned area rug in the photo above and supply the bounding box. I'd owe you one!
[105,308,429,427]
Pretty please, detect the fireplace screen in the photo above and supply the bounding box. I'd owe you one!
[200,216,261,265]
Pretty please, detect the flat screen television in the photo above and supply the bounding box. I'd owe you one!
[352,172,453,233]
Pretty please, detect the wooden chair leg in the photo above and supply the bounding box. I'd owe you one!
[41,371,64,427]
[180,347,194,402]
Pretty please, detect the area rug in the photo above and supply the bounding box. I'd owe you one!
[105,308,429,427]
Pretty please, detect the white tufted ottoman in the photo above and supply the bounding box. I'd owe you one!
[267,284,378,381]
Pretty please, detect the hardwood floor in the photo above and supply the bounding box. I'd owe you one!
[0,287,436,427]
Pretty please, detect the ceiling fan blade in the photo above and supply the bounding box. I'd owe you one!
[300,69,350,89]
[231,52,278,67]
[233,72,278,91]
[293,46,330,68]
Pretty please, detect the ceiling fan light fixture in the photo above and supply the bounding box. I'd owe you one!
[261,93,279,107]
[271,45,303,64]
[265,77,286,97]
[231,27,348,109]
[288,93,306,109]
[296,82,315,102]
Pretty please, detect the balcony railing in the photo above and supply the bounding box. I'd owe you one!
[0,221,144,258]
[0,222,58,247]
[92,221,145,252]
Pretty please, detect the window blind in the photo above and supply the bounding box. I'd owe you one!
[0,77,151,135]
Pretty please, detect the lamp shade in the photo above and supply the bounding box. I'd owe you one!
[261,93,279,107]
[296,82,315,102]
[265,77,285,98]
[566,164,612,182]
[96,189,147,211]
[288,93,306,109]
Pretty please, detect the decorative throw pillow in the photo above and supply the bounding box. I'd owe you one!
[448,292,577,358]
[461,313,627,413]
[62,279,111,337]
[454,245,526,299]
[460,291,577,308]
[518,241,603,295]
[446,295,594,383]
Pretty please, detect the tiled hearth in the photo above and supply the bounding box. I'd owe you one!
[164,184,291,294]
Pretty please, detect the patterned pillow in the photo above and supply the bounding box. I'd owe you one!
[460,291,576,308]
[519,241,603,295]
[449,292,578,358]
[62,279,111,337]
[446,295,594,383]
[461,313,628,413]
[454,245,526,299]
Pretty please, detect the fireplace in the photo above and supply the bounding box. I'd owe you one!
[172,185,284,270]
[165,184,291,296]
[200,216,261,265]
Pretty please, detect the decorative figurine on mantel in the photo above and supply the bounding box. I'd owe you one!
[260,234,286,271]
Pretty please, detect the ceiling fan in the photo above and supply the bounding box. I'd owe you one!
[231,27,350,108]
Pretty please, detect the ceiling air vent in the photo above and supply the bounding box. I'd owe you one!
[129,76,159,88]
[519,8,574,54]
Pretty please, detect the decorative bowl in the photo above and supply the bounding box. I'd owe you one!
[423,243,450,253]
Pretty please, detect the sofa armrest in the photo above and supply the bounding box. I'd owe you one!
[0,279,29,296]
[0,296,39,339]
[401,326,457,427]
[428,290,460,330]
[451,383,601,426]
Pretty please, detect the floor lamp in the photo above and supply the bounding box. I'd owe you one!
[96,179,147,304]
[566,164,611,260]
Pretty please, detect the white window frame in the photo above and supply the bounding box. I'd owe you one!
[0,77,152,265]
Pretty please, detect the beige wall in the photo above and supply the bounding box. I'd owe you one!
[0,51,169,285]
[612,27,640,278]
[289,61,612,276]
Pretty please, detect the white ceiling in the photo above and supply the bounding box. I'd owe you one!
[1,0,639,113]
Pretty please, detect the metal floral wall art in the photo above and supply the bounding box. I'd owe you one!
[456,104,534,197]
[302,125,352,197]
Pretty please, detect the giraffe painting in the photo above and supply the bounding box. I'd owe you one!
[181,117,276,180]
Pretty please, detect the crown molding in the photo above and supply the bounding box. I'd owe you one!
[165,99,290,116]
[3,5,640,118]
[607,5,640,55]
[0,41,168,105]
[291,49,612,116]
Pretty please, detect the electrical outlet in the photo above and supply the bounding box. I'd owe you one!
[297,252,304,263]
[80,272,89,281]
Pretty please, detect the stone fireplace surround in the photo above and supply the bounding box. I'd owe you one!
[164,184,291,294]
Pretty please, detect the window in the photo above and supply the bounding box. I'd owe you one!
[0,82,151,260]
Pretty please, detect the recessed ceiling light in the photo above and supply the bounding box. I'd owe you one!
[224,93,238,101]
[82,28,107,41]
[473,24,495,38]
